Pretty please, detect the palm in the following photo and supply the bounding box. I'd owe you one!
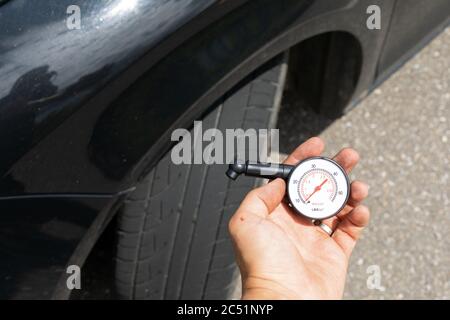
[235,202,350,299]
[229,138,370,299]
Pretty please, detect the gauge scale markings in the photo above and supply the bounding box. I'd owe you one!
[297,168,338,204]
[287,157,350,220]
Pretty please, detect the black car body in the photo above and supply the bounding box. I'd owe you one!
[0,0,448,299]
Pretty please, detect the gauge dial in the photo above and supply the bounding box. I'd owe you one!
[287,157,349,220]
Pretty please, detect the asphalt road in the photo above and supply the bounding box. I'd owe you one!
[278,27,450,299]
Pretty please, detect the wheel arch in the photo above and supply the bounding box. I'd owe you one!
[127,0,391,187]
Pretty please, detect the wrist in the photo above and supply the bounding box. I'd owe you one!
[241,275,301,300]
[242,288,292,300]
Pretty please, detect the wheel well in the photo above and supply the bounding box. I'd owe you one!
[287,31,363,118]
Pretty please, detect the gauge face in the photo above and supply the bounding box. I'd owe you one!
[287,157,349,220]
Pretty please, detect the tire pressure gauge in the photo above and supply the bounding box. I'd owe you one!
[226,157,350,220]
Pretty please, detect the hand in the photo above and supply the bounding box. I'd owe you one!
[228,137,370,300]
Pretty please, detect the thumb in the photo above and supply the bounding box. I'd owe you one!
[236,178,286,218]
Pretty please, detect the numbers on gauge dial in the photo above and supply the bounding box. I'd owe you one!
[298,169,337,204]
[288,157,349,219]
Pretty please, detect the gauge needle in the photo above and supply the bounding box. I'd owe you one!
[304,179,328,202]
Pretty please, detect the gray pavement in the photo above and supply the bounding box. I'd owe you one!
[278,28,450,299]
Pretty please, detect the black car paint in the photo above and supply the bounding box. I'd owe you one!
[0,0,218,196]
[0,0,448,299]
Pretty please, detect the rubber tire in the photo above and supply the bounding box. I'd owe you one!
[114,55,287,300]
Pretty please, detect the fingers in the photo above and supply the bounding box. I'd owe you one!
[347,180,369,208]
[332,148,360,173]
[332,205,370,257]
[283,137,325,165]
[235,178,286,219]
[336,180,369,217]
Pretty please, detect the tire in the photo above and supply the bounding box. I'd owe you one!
[114,54,288,299]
